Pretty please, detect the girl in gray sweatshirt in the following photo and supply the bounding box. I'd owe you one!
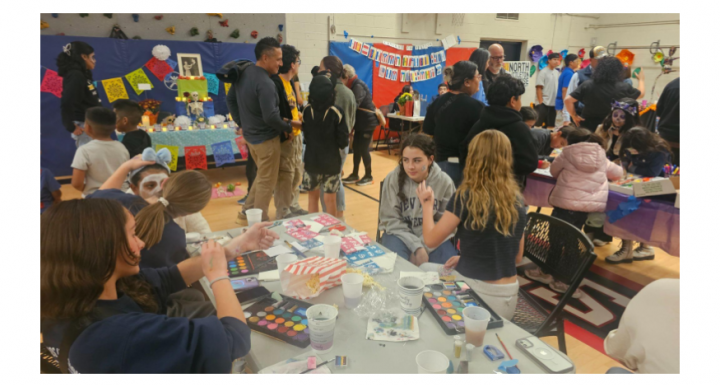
[379,134,457,265]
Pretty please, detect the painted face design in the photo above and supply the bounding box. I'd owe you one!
[611,109,626,129]
[139,173,168,200]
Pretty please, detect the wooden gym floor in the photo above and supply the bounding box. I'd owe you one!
[59,147,679,374]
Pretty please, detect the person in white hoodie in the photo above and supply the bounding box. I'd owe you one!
[378,134,457,266]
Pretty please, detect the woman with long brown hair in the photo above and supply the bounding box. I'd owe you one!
[40,199,276,372]
[417,130,526,319]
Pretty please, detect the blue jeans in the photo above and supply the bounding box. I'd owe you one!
[320,146,348,212]
[437,160,461,188]
[382,233,456,264]
[71,121,92,147]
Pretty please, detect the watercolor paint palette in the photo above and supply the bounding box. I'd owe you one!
[422,281,504,335]
[227,250,277,278]
[244,295,314,348]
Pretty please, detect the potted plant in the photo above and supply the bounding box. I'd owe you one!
[397,92,413,116]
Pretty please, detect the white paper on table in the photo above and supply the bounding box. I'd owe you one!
[533,167,552,177]
[264,245,292,257]
[371,252,397,273]
[301,220,324,233]
[272,239,285,247]
[291,241,308,252]
[259,351,333,374]
[399,271,441,285]
[258,270,280,281]
[366,311,420,342]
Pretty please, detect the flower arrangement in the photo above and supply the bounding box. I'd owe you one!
[138,99,162,114]
[178,76,206,80]
[397,93,414,106]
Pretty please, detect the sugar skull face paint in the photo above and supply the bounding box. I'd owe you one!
[139,173,168,200]
[612,109,626,129]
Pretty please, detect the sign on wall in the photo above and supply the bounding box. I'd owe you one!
[503,61,533,88]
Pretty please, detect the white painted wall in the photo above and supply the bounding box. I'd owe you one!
[40,13,285,43]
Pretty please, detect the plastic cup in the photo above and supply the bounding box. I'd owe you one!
[462,307,491,346]
[246,209,263,227]
[397,276,424,316]
[416,350,450,374]
[324,236,341,259]
[276,253,298,273]
[341,273,364,308]
[306,304,339,352]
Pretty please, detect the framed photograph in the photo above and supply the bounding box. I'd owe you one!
[177,53,203,77]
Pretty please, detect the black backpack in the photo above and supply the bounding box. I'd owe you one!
[216,60,254,85]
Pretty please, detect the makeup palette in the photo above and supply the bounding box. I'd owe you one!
[227,250,277,278]
[422,281,504,335]
[244,295,314,348]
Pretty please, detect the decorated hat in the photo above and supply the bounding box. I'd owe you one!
[128,147,172,182]
[592,46,609,59]
[611,99,639,117]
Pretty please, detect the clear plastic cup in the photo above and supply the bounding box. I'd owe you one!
[276,253,298,273]
[341,273,364,308]
[397,276,424,315]
[246,208,263,227]
[324,236,341,259]
[416,350,450,374]
[462,307,491,346]
[306,304,339,352]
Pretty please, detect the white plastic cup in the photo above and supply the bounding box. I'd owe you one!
[306,304,339,352]
[416,350,450,374]
[246,208,263,227]
[462,307,491,346]
[341,273,364,308]
[276,253,298,273]
[397,276,424,316]
[324,236,341,259]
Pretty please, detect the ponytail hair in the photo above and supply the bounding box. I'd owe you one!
[321,56,344,79]
[135,170,212,247]
[397,134,436,202]
[443,60,478,91]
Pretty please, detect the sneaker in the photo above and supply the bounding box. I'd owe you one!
[524,268,554,285]
[549,281,583,299]
[606,240,634,264]
[290,207,309,216]
[356,176,374,186]
[235,211,247,225]
[237,195,248,205]
[342,174,360,184]
[633,244,655,261]
[593,238,609,247]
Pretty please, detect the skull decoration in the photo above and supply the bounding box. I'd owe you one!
[191,92,200,102]
[187,92,204,117]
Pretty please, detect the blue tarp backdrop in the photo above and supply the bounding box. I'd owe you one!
[329,42,374,93]
[41,35,256,177]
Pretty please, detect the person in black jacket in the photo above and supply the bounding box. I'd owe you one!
[341,64,379,186]
[57,41,102,147]
[656,77,680,165]
[302,75,349,218]
[461,75,537,189]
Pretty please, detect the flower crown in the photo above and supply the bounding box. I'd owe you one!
[611,100,637,115]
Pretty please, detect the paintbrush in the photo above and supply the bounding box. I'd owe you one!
[496,333,520,373]
[300,360,332,374]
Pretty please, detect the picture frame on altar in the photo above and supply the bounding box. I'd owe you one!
[177,53,203,77]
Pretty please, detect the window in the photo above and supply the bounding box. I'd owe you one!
[496,13,519,20]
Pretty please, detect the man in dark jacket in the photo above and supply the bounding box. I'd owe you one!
[461,75,538,188]
[656,77,680,165]
[483,44,509,93]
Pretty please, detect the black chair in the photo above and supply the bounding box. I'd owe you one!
[374,104,394,152]
[511,212,597,354]
[41,345,61,373]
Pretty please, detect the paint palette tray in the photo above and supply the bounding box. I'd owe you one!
[227,250,277,278]
[422,281,504,335]
[244,295,313,348]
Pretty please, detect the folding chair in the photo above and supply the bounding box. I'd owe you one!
[511,212,597,354]
[374,104,394,152]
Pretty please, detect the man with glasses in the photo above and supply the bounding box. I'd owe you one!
[483,44,508,93]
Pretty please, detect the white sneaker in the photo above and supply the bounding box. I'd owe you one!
[549,281,583,298]
[633,244,655,261]
[606,240,634,264]
[525,268,554,284]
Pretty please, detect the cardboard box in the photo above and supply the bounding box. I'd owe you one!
[609,174,679,198]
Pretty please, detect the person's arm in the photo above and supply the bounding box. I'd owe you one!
[293,81,304,107]
[51,189,62,203]
[257,81,294,135]
[635,68,645,99]
[535,71,545,104]
[565,95,583,126]
[99,156,156,190]
[549,152,567,178]
[60,71,86,134]
[71,169,85,192]
[515,236,525,265]
[606,160,625,181]
[223,222,280,259]
[418,181,461,248]
[226,83,242,128]
[45,170,63,203]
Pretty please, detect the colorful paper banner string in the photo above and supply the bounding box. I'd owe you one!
[204,72,220,95]
[211,140,235,167]
[125,67,153,95]
[184,145,207,170]
[102,77,129,103]
[40,69,63,98]
[145,57,174,82]
[155,144,179,171]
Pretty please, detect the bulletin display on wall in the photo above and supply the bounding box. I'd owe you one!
[503,61,533,88]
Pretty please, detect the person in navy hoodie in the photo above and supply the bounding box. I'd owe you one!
[41,199,279,373]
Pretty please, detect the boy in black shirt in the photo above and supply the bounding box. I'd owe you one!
[114,99,152,158]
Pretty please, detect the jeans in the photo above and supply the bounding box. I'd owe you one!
[381,233,456,264]
[437,160,462,188]
[71,121,92,147]
[320,146,348,212]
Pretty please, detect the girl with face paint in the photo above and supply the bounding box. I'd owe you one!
[378,134,458,266]
[597,98,640,161]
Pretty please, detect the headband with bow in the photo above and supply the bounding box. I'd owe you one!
[611,100,638,116]
[128,147,172,182]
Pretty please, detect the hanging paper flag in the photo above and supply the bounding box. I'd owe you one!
[367,47,374,60]
[233,137,249,159]
[390,68,398,81]
[224,82,231,95]
[155,144,179,171]
[387,54,395,66]
[379,65,387,79]
[436,64,443,78]
[349,38,363,53]
[102,77,129,103]
[165,58,177,70]
[40,69,63,98]
[395,54,401,66]
[381,52,389,64]
[204,72,220,95]
[211,140,235,167]
[184,145,207,170]
[144,57,173,81]
[125,68,153,95]
[361,43,370,56]
[372,48,382,62]
[439,50,446,62]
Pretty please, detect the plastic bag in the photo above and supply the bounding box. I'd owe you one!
[280,256,347,299]
[353,285,402,319]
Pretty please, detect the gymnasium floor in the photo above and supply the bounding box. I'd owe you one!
[58,148,680,374]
